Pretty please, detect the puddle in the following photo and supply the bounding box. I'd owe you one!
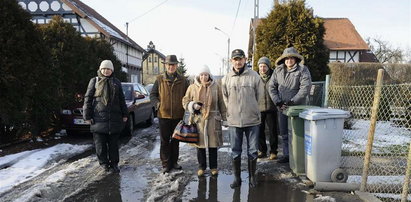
[182,172,307,202]
[149,136,160,159]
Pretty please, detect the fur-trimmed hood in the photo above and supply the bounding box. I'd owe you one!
[275,47,305,66]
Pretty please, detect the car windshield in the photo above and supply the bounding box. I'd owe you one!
[122,84,133,100]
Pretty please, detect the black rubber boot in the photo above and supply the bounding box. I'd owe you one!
[248,159,257,188]
[230,158,242,188]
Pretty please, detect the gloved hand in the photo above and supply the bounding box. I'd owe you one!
[276,101,284,107]
[286,100,294,106]
[193,102,203,115]
[222,121,228,127]
[193,103,202,110]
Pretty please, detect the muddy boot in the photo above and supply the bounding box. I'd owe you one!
[248,159,257,188]
[230,158,241,188]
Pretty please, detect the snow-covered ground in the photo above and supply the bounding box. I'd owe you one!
[343,119,411,153]
[343,119,411,201]
[0,144,91,195]
[2,118,395,201]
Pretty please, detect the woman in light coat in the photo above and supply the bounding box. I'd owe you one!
[182,65,226,177]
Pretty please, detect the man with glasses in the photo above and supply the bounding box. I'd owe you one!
[268,47,312,163]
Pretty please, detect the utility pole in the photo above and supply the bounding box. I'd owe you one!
[254,0,259,18]
[125,22,130,81]
[214,27,230,74]
[252,0,259,68]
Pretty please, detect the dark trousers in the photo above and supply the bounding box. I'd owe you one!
[197,148,217,170]
[159,118,180,168]
[278,111,289,156]
[258,111,279,155]
[93,132,120,166]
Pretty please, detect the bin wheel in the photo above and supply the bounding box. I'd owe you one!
[331,168,348,183]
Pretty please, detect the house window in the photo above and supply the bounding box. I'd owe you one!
[148,56,151,62]
[154,56,157,62]
[153,66,159,74]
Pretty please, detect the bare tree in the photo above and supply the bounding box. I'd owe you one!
[366,37,403,63]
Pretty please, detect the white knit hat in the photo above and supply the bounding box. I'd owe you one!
[198,65,211,75]
[99,60,114,71]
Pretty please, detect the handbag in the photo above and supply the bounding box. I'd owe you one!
[172,112,199,143]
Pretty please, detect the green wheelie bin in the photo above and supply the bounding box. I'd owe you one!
[284,105,319,175]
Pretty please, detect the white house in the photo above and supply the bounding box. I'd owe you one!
[17,0,146,82]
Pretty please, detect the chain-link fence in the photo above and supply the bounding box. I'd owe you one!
[327,76,411,201]
[307,81,325,107]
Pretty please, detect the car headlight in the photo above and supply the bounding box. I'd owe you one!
[61,109,72,115]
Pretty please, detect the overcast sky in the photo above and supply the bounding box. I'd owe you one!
[80,0,411,76]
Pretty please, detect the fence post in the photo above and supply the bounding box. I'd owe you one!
[323,74,330,107]
[401,141,411,202]
[360,69,384,192]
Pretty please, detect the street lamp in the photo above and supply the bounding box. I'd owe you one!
[214,27,230,74]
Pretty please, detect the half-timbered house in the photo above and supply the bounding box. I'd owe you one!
[248,17,378,64]
[17,0,146,82]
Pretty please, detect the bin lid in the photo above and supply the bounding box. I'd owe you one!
[284,105,320,117]
[298,108,350,120]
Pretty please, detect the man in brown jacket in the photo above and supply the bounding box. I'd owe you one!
[150,55,189,174]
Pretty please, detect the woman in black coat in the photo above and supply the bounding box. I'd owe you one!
[83,60,128,173]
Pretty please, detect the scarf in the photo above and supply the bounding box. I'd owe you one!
[260,73,271,82]
[198,80,212,119]
[94,71,110,106]
[165,72,178,82]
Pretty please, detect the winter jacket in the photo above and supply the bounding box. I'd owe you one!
[83,76,128,134]
[182,77,227,148]
[222,67,263,127]
[150,73,189,119]
[259,73,277,112]
[268,63,312,105]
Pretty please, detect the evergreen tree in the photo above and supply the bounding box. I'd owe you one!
[0,0,56,137]
[254,0,329,81]
[177,57,187,76]
[39,16,124,108]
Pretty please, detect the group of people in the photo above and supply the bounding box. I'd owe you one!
[82,46,312,188]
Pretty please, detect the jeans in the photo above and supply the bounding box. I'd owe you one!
[278,111,289,157]
[229,125,259,160]
[258,111,279,155]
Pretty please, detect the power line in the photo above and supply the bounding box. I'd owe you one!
[231,0,242,34]
[128,0,169,24]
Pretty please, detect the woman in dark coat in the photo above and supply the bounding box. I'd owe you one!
[83,60,128,173]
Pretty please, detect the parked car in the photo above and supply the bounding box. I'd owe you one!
[121,82,155,135]
[60,83,154,136]
[60,93,89,135]
[145,83,154,94]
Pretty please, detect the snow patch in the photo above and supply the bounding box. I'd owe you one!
[348,175,405,185]
[14,157,94,202]
[343,120,411,153]
[0,143,92,194]
[314,195,336,202]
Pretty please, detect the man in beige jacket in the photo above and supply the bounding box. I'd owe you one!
[222,49,263,188]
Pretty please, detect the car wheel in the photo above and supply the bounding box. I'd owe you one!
[146,110,154,126]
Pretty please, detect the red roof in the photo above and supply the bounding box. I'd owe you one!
[248,18,369,52]
[323,18,369,51]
